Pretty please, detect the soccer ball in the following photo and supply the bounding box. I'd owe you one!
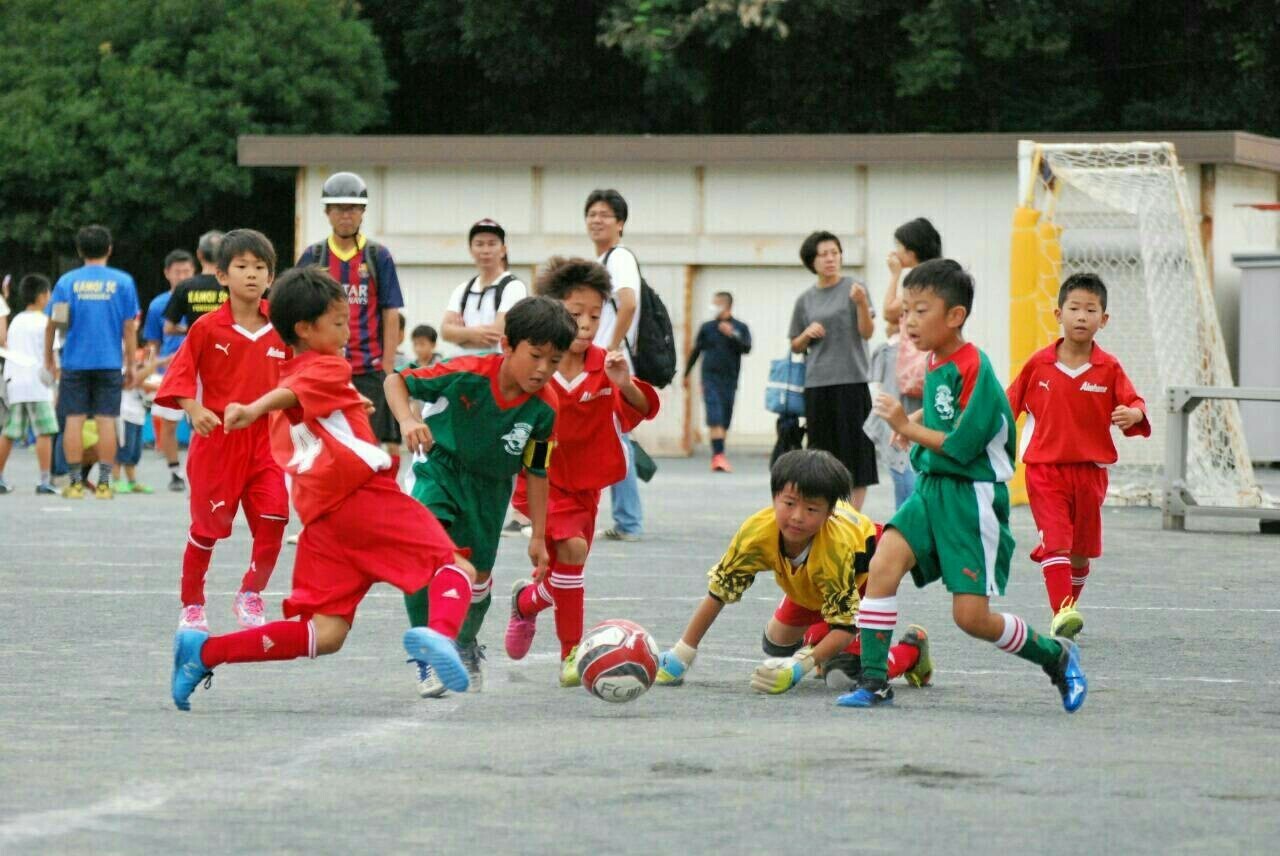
[575,619,660,703]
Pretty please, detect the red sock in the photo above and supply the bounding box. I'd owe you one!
[201,620,313,668]
[549,563,585,660]
[886,642,919,680]
[517,578,555,617]
[425,565,471,639]
[1041,556,1073,611]
[390,454,401,475]
[841,634,862,656]
[242,516,286,592]
[803,621,830,648]
[181,532,216,605]
[1071,563,1091,602]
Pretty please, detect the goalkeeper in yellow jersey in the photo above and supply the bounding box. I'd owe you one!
[656,449,932,694]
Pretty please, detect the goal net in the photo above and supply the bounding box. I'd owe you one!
[1016,141,1262,508]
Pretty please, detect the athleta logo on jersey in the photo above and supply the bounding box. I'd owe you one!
[1080,382,1108,393]
[267,348,287,359]
[580,388,614,403]
[934,385,956,420]
[345,283,370,305]
[502,422,533,455]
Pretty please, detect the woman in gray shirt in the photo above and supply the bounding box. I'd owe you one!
[789,231,878,509]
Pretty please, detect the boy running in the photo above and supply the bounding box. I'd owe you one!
[171,267,474,710]
[839,259,1087,712]
[1006,272,1149,638]
[155,230,291,632]
[655,449,932,694]
[503,258,660,685]
[386,296,573,696]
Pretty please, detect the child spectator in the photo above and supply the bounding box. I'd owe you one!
[840,259,1086,713]
[655,449,931,694]
[503,257,660,686]
[386,296,572,695]
[865,324,913,510]
[393,312,412,372]
[411,324,441,368]
[685,291,751,472]
[0,275,58,494]
[171,266,476,711]
[155,230,291,632]
[112,351,152,494]
[144,248,197,492]
[1006,272,1149,639]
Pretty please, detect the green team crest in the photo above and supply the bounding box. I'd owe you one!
[502,422,533,456]
[934,385,956,421]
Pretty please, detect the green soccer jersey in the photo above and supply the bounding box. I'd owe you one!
[910,342,1016,483]
[399,353,557,480]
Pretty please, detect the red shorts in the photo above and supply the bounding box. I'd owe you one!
[283,474,458,626]
[512,478,601,550]
[187,424,288,540]
[1025,462,1109,562]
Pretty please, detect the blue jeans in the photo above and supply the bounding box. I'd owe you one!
[890,465,917,511]
[609,433,643,535]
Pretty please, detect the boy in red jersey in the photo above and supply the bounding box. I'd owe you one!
[155,230,291,632]
[1006,272,1150,639]
[170,267,475,710]
[501,258,661,686]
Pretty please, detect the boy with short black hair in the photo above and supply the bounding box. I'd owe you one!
[0,275,58,494]
[656,449,932,694]
[170,266,475,710]
[503,257,660,685]
[840,259,1087,712]
[411,324,440,368]
[685,290,751,472]
[386,295,573,695]
[155,229,291,633]
[1006,272,1149,638]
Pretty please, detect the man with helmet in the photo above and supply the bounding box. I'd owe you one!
[297,172,406,465]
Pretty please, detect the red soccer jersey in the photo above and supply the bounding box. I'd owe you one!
[154,300,290,415]
[270,351,393,526]
[1006,339,1151,465]
[548,346,660,492]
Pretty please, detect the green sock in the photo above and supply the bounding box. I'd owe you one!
[997,614,1062,668]
[404,587,429,628]
[858,626,893,682]
[455,593,491,647]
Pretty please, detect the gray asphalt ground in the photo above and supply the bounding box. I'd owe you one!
[2,449,1279,855]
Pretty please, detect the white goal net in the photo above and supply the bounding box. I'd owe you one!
[1022,141,1262,507]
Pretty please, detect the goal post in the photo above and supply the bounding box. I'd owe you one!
[1010,140,1264,509]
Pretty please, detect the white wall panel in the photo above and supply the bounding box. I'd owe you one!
[703,166,862,236]
[381,166,533,236]
[1210,165,1279,377]
[541,165,697,235]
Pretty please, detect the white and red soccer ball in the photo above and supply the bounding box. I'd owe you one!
[575,619,660,703]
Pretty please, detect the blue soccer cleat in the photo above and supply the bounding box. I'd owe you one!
[403,628,469,694]
[171,629,212,711]
[1046,637,1087,713]
[655,649,689,686]
[836,678,895,708]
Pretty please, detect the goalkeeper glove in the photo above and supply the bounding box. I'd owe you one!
[750,652,817,695]
[656,640,697,686]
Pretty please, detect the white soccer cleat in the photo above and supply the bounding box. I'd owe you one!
[178,604,209,633]
[459,642,485,693]
[233,591,266,628]
[414,659,448,698]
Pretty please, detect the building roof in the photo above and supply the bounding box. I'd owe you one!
[239,131,1280,172]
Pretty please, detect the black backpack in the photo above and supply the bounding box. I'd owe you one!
[308,239,381,294]
[457,273,517,316]
[602,247,677,388]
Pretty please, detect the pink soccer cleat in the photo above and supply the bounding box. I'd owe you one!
[178,604,209,632]
[233,591,266,628]
[504,579,538,660]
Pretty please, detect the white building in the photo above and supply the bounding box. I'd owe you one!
[239,132,1280,454]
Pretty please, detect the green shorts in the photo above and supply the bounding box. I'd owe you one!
[3,401,58,440]
[409,452,511,572]
[890,473,1014,597]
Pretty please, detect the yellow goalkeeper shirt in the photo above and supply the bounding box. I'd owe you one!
[706,502,876,626]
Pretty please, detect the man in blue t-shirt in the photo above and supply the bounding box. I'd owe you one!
[685,290,752,473]
[144,248,196,492]
[43,224,140,499]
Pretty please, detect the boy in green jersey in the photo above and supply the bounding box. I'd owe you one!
[837,259,1087,713]
[385,296,574,696]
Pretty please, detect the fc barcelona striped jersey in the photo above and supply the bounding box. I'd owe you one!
[296,235,403,375]
[911,342,1017,483]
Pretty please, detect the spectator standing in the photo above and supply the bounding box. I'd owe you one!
[0,275,58,494]
[585,189,644,541]
[164,231,227,334]
[788,231,877,509]
[43,225,140,499]
[685,291,751,472]
[145,249,197,491]
[441,219,527,356]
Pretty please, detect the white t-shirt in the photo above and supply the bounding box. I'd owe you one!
[595,245,641,355]
[3,310,54,404]
[446,273,528,355]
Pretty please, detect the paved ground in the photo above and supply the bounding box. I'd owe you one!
[1,450,1279,854]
